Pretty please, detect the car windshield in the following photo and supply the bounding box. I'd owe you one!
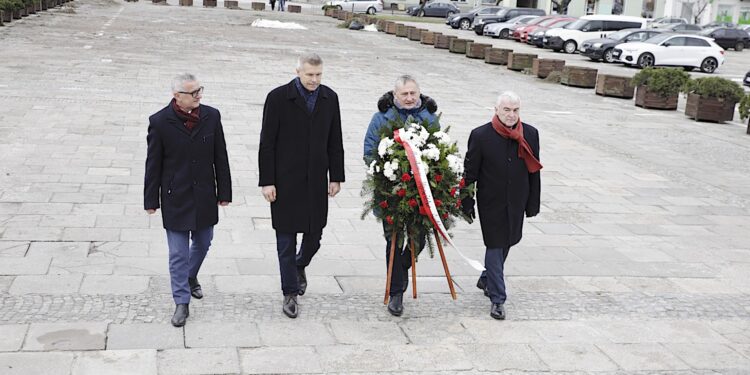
[505,15,530,23]
[538,17,562,26]
[607,29,632,40]
[564,19,588,29]
[644,33,671,44]
[698,28,719,36]
[525,17,548,26]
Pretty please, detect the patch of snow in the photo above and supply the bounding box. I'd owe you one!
[251,19,307,30]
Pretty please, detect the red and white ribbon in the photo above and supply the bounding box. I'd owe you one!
[394,128,485,272]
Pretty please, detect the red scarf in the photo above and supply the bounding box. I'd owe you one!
[172,99,201,131]
[491,116,543,173]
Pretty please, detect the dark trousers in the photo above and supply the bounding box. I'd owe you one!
[383,222,425,296]
[478,246,510,304]
[166,226,214,305]
[275,229,322,296]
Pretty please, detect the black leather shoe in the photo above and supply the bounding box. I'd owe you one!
[171,304,189,327]
[297,267,307,296]
[490,303,505,320]
[477,277,489,297]
[387,293,404,317]
[188,277,203,299]
[283,294,298,318]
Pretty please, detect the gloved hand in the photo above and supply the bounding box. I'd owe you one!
[461,197,475,220]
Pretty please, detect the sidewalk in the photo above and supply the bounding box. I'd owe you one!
[0,0,749,373]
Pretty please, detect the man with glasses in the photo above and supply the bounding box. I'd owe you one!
[259,53,345,318]
[144,73,232,327]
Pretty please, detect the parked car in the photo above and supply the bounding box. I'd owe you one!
[613,33,725,73]
[325,0,383,13]
[580,28,664,62]
[740,25,750,33]
[472,7,546,35]
[528,20,575,47]
[406,1,459,17]
[702,21,735,29]
[662,23,702,33]
[648,17,687,28]
[447,6,503,30]
[512,15,570,41]
[699,27,750,51]
[544,15,648,53]
[484,15,539,38]
[744,70,750,87]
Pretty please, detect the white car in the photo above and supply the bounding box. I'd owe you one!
[483,15,538,38]
[613,34,725,73]
[325,0,383,14]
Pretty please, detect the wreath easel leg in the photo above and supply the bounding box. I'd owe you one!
[434,228,457,300]
[409,237,417,299]
[384,230,398,305]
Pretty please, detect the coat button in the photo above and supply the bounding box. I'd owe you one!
[192,160,197,164]
[507,157,512,162]
[193,181,197,185]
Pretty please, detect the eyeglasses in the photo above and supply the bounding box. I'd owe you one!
[178,86,204,98]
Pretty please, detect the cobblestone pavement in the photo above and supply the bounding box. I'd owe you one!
[1,0,750,374]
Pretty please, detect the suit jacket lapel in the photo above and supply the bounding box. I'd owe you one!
[166,105,192,137]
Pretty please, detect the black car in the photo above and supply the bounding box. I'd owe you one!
[472,7,546,35]
[447,6,503,30]
[406,1,459,17]
[580,28,664,63]
[700,27,750,51]
[745,71,750,87]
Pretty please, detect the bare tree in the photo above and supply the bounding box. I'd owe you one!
[550,0,572,14]
[692,0,710,24]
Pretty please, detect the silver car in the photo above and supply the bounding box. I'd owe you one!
[483,15,538,38]
[326,0,384,14]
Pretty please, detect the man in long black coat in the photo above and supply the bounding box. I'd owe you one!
[259,53,345,318]
[144,73,232,327]
[463,91,541,320]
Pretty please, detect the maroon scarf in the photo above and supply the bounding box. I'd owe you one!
[491,116,543,173]
[172,99,201,131]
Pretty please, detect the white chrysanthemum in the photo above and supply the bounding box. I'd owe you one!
[367,160,377,175]
[422,143,440,162]
[433,131,451,146]
[446,154,464,175]
[378,138,394,157]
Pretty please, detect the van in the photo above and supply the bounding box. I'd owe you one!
[473,7,546,35]
[542,15,647,53]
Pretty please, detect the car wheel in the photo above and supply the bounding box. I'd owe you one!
[563,40,577,54]
[603,48,615,63]
[499,29,509,39]
[366,6,375,14]
[636,53,654,69]
[417,9,424,17]
[735,42,744,51]
[459,18,471,30]
[700,57,718,73]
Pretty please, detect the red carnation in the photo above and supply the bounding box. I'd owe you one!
[442,212,449,219]
[450,187,457,197]
[379,200,388,209]
[435,199,442,207]
[459,178,466,188]
[455,200,461,208]
[397,189,406,198]
[386,215,394,225]
[408,198,418,208]
[419,206,428,216]
[401,173,411,182]
[435,174,443,183]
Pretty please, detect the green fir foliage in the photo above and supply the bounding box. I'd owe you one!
[683,77,745,102]
[631,67,691,97]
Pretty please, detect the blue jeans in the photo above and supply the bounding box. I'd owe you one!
[276,229,322,295]
[479,246,510,304]
[166,226,214,304]
[277,0,284,11]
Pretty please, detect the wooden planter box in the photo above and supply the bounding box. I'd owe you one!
[396,24,408,37]
[434,34,456,49]
[224,0,238,8]
[595,74,635,99]
[532,58,564,79]
[560,66,598,88]
[420,31,439,45]
[324,8,334,16]
[251,2,264,9]
[407,28,424,41]
[634,85,678,110]
[40,0,47,10]
[684,93,736,123]
[385,22,397,34]
[376,19,386,31]
[179,0,193,5]
[466,42,491,59]
[33,0,41,12]
[402,26,416,38]
[484,48,512,65]
[25,5,34,14]
[288,4,301,12]
[449,38,471,54]
[203,0,216,6]
[12,9,22,18]
[507,52,537,71]
[0,11,4,26]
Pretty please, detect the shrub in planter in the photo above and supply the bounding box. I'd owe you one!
[631,67,690,110]
[683,77,745,123]
[739,94,750,134]
[0,0,16,23]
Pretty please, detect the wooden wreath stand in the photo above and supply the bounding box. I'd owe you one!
[384,226,457,305]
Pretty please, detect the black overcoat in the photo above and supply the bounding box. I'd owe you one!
[258,80,345,233]
[144,103,232,231]
[463,122,541,248]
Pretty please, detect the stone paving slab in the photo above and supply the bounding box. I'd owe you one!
[107,323,184,350]
[71,349,158,375]
[23,322,107,351]
[9,274,83,295]
[157,348,240,375]
[185,322,261,348]
[0,352,75,375]
[0,324,28,352]
[79,275,150,294]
